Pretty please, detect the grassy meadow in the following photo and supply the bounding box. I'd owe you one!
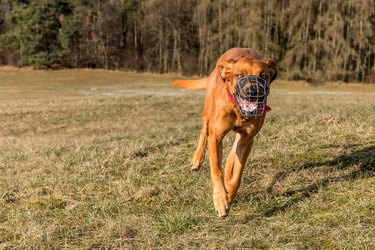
[0,69,374,249]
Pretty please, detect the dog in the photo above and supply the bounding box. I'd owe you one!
[171,48,277,217]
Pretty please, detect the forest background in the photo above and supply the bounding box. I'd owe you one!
[0,0,374,83]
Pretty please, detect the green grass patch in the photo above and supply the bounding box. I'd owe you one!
[0,70,374,248]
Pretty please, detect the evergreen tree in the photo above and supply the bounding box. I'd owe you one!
[1,0,73,67]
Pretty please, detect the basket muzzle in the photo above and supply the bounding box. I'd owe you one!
[233,75,267,119]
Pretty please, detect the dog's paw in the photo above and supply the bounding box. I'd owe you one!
[225,184,238,205]
[213,188,230,218]
[191,151,205,171]
[191,160,202,171]
[227,191,237,205]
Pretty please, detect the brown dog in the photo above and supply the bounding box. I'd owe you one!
[171,48,277,217]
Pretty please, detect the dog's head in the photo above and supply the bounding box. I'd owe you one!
[218,56,277,90]
[218,56,277,117]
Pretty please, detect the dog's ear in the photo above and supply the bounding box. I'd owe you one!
[264,58,278,83]
[218,59,236,81]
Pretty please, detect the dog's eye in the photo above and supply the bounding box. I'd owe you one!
[235,73,244,79]
[260,73,267,79]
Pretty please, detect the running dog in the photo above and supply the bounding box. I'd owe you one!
[171,48,277,217]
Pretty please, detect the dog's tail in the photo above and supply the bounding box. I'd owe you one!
[170,78,207,90]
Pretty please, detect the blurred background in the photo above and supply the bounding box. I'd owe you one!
[0,0,374,83]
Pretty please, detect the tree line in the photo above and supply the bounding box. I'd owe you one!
[0,0,374,83]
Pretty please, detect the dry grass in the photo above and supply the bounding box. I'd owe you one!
[0,69,374,249]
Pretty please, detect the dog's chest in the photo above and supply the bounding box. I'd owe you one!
[232,118,262,135]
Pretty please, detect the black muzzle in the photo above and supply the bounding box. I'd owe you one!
[233,75,267,119]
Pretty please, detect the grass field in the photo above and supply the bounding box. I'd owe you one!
[0,69,374,249]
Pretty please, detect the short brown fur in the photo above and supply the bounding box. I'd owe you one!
[171,48,277,217]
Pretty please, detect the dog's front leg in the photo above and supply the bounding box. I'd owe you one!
[208,133,229,217]
[224,134,254,204]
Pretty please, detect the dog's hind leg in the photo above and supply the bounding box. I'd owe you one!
[224,133,254,204]
[224,134,240,188]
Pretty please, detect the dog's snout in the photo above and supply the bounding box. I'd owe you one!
[246,87,256,96]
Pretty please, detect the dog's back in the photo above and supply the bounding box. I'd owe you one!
[171,48,262,91]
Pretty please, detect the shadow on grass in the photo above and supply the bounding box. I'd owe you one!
[264,143,375,217]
